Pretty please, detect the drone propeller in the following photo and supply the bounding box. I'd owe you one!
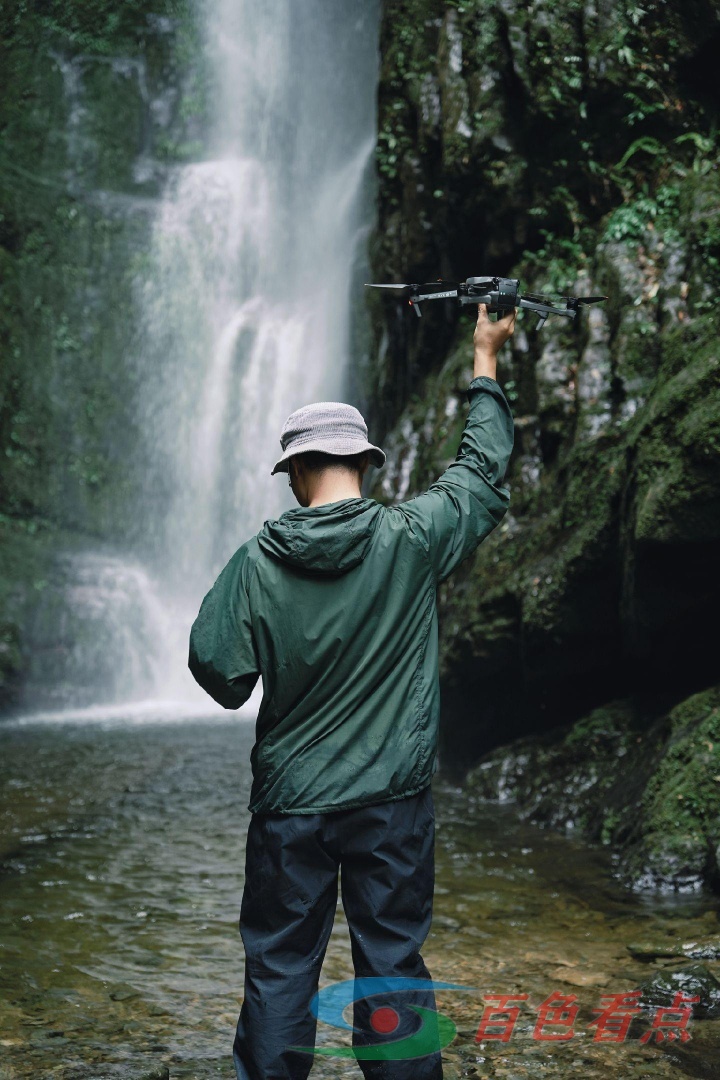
[364,283,412,290]
[557,294,608,305]
[523,291,607,305]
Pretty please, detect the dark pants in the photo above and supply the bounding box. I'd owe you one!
[233,786,442,1080]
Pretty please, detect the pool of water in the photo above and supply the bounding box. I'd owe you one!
[0,714,718,1078]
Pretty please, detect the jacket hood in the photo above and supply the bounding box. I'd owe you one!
[257,497,383,575]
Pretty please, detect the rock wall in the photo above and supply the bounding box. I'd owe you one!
[367,0,720,888]
[0,1,205,705]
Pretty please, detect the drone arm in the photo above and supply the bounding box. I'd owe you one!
[517,297,576,321]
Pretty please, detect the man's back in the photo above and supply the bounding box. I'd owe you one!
[189,375,515,814]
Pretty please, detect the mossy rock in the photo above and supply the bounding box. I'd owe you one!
[622,686,720,891]
[640,963,720,1020]
[466,684,720,893]
[466,697,652,840]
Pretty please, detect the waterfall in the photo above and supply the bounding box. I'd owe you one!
[79,0,381,713]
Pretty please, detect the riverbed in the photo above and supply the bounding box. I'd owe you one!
[1,714,718,1079]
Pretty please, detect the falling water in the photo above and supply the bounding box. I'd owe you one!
[23,1,380,716]
[96,0,380,710]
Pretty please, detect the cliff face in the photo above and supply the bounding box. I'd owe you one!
[368,0,720,889]
[0,2,205,704]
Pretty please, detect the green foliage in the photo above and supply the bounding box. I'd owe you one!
[502,378,518,404]
[2,0,192,56]
[615,136,665,173]
[375,120,414,184]
[601,185,681,243]
[674,131,716,175]
[600,809,622,845]
[518,229,588,295]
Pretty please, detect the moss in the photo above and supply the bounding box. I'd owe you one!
[614,320,662,382]
[466,685,720,892]
[0,0,191,57]
[0,0,204,537]
[559,433,625,530]
[631,687,720,886]
[466,697,646,838]
[621,318,720,544]
[0,516,54,707]
[636,325,719,436]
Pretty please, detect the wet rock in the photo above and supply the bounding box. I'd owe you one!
[433,914,462,932]
[109,983,141,1002]
[134,1067,169,1080]
[640,963,720,1020]
[576,303,613,439]
[549,966,609,988]
[627,942,687,961]
[466,698,645,832]
[627,937,720,962]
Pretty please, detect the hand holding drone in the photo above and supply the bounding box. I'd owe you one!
[365,275,607,329]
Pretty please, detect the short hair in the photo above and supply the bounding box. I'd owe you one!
[295,450,368,474]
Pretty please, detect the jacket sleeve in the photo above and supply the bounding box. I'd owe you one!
[188,545,261,709]
[393,375,515,584]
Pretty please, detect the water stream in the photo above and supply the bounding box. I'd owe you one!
[0,716,718,1079]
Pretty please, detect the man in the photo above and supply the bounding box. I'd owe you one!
[188,303,516,1079]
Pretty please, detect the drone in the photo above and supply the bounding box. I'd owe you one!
[365,276,607,329]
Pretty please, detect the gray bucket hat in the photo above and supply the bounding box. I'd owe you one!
[271,401,386,476]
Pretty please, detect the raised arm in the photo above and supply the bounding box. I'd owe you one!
[393,303,516,583]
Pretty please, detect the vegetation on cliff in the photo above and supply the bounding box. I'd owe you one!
[368,0,720,890]
[0,1,206,705]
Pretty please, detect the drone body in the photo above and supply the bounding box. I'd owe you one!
[365,276,607,329]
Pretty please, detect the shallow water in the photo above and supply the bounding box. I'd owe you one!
[0,715,718,1079]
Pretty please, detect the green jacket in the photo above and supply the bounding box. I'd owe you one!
[188,375,514,814]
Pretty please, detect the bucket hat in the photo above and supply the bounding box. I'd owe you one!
[271,401,386,476]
